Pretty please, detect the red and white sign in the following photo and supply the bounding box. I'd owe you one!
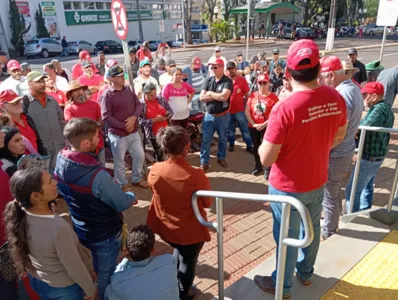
[111,0,128,40]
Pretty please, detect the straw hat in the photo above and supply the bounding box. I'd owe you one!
[342,61,360,73]
[66,80,88,99]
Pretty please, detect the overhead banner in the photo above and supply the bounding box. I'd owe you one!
[65,10,153,26]
[16,2,34,42]
[41,2,60,39]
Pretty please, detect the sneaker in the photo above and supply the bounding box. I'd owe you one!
[229,145,235,152]
[296,273,312,286]
[217,159,228,168]
[200,164,210,172]
[252,168,262,176]
[246,147,255,154]
[254,275,291,299]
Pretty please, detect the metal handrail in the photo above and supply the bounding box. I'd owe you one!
[348,125,398,214]
[191,190,314,300]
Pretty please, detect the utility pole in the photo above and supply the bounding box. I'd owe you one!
[136,0,144,41]
[181,0,186,49]
[325,0,336,51]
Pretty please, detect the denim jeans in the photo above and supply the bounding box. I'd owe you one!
[345,158,384,213]
[60,47,69,56]
[322,154,353,238]
[108,131,144,186]
[29,275,84,300]
[227,112,253,148]
[269,184,324,294]
[189,94,204,115]
[82,234,121,300]
[97,148,106,166]
[200,112,230,165]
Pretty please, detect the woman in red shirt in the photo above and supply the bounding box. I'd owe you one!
[245,74,279,177]
[139,83,173,162]
[146,126,212,300]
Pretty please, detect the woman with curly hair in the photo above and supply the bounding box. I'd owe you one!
[4,167,97,300]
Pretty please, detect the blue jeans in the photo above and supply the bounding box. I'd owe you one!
[227,111,253,148]
[345,158,384,213]
[29,275,84,300]
[82,235,121,300]
[108,131,144,186]
[200,112,230,165]
[60,47,69,56]
[269,184,324,294]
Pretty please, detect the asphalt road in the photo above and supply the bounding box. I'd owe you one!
[26,36,398,73]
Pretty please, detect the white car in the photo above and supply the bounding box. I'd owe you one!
[171,39,184,48]
[24,38,62,58]
[68,40,97,55]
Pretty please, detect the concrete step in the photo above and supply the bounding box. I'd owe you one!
[213,215,391,300]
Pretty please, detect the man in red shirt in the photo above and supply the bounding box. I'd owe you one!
[136,42,153,62]
[45,76,68,108]
[77,60,104,102]
[71,50,99,80]
[225,61,253,153]
[254,39,348,299]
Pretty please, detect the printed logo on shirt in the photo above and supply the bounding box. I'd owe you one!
[236,88,241,94]
[217,86,223,92]
[303,102,342,124]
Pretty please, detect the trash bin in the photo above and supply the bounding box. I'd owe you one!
[365,60,384,82]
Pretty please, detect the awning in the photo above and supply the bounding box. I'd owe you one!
[230,2,301,14]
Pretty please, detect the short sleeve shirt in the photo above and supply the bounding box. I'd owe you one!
[246,92,279,127]
[229,76,250,114]
[77,74,103,102]
[202,75,233,115]
[47,90,68,107]
[162,82,195,120]
[264,86,347,193]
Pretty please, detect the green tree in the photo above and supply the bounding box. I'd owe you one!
[9,0,25,56]
[364,0,378,18]
[210,20,231,42]
[35,4,49,38]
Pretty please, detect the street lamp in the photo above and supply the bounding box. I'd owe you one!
[214,6,219,41]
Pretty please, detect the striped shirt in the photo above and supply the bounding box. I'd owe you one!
[191,70,205,94]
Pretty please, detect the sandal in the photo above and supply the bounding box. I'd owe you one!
[131,180,148,189]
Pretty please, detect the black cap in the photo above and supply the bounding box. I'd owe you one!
[226,61,236,69]
[129,48,137,54]
[348,48,357,55]
[109,65,124,77]
[236,51,243,57]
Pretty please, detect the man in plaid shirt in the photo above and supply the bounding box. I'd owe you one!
[345,82,394,212]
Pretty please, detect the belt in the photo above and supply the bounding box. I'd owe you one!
[362,156,385,163]
[211,110,229,117]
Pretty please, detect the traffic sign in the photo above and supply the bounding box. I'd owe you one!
[111,0,128,40]
[376,0,398,27]
[159,20,165,33]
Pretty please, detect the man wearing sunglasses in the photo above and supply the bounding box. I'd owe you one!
[0,60,26,94]
[200,58,233,171]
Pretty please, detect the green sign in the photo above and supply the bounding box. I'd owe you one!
[64,10,153,26]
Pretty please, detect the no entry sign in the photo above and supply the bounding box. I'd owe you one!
[111,0,128,40]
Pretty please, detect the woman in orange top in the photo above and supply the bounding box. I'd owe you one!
[245,74,279,178]
[146,126,212,300]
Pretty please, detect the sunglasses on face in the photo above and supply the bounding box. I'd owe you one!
[258,81,268,85]
[11,69,21,73]
[8,100,22,106]
[211,66,219,70]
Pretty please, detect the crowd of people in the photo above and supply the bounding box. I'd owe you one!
[0,39,397,300]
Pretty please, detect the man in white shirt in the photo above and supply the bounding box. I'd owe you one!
[208,46,227,77]
[0,60,27,94]
[159,59,176,89]
[43,63,69,92]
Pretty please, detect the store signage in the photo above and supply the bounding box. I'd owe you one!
[191,24,209,32]
[65,10,153,26]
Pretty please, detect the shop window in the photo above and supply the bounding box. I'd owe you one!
[84,2,95,9]
[95,2,103,9]
[105,3,111,9]
[124,3,132,9]
[63,1,72,10]
[73,2,81,9]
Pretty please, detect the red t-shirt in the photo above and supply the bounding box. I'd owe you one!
[264,86,347,193]
[97,84,109,104]
[47,89,68,106]
[72,61,99,80]
[229,76,250,114]
[137,48,152,61]
[77,74,103,102]
[145,99,168,136]
[0,163,13,246]
[13,114,38,152]
[247,92,279,127]
[64,100,104,149]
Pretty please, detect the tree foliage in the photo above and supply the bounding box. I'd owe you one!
[9,0,25,56]
[210,20,231,42]
[35,4,49,38]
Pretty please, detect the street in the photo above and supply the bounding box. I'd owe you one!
[25,36,398,73]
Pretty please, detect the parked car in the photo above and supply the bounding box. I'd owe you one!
[24,38,62,59]
[147,40,160,51]
[283,26,316,40]
[95,40,123,53]
[128,40,143,50]
[68,40,97,55]
[272,20,303,35]
[364,24,384,36]
[170,39,184,48]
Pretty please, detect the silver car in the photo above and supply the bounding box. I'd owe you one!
[68,40,98,55]
[24,38,62,58]
[364,24,384,36]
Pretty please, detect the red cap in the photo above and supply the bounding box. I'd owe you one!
[320,56,342,72]
[0,89,23,104]
[106,59,118,68]
[361,82,385,95]
[286,39,319,71]
[79,50,90,60]
[209,58,225,67]
[7,60,21,71]
[192,57,202,68]
[257,73,270,83]
[284,67,290,79]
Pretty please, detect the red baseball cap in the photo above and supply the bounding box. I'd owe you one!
[286,39,319,71]
[209,58,225,67]
[361,82,385,95]
[79,50,91,60]
[192,57,202,68]
[257,73,270,83]
[7,60,21,71]
[320,56,342,72]
[106,59,118,68]
[0,89,23,104]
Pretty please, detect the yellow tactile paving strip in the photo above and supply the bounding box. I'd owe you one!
[321,230,398,300]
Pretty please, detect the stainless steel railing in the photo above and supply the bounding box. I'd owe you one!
[348,125,398,214]
[191,191,314,300]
